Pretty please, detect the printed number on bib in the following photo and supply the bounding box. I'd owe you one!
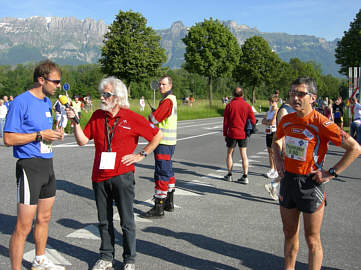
[40,141,53,154]
[285,136,308,161]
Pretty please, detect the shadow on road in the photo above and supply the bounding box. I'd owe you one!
[142,226,342,270]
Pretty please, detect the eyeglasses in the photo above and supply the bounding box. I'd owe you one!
[289,90,312,98]
[44,77,61,85]
[101,92,114,98]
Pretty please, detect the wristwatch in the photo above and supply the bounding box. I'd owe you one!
[328,167,338,177]
[35,131,42,142]
[139,150,147,157]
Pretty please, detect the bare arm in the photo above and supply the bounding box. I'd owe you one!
[121,130,163,166]
[311,136,361,183]
[272,135,285,177]
[4,129,64,146]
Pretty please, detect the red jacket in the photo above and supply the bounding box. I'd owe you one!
[223,97,256,139]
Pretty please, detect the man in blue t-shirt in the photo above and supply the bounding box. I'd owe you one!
[3,60,65,270]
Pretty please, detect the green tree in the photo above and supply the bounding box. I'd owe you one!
[233,36,282,104]
[99,10,167,96]
[182,18,241,106]
[335,9,361,76]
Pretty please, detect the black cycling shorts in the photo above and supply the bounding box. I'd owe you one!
[226,137,248,148]
[266,133,274,148]
[279,171,325,214]
[16,158,56,205]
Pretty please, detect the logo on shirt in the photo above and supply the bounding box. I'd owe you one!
[323,121,332,127]
[119,119,131,130]
[150,123,155,129]
[303,129,314,140]
[291,128,303,134]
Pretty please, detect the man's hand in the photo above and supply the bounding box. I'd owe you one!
[40,129,64,142]
[121,153,145,166]
[65,108,76,120]
[311,169,332,184]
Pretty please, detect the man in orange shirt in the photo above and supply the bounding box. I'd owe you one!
[273,77,361,270]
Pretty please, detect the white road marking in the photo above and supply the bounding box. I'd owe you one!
[204,125,222,130]
[66,224,100,240]
[176,131,220,142]
[178,122,221,128]
[203,173,224,179]
[23,245,72,266]
[233,162,254,168]
[248,159,261,163]
[249,155,264,159]
[183,179,215,187]
[55,131,221,147]
[256,151,269,155]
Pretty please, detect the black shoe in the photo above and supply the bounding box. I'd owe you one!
[141,198,164,219]
[164,190,174,212]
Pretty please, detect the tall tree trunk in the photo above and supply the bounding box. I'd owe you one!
[208,77,213,106]
[252,85,256,105]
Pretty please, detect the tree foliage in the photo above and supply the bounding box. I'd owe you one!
[335,9,361,76]
[99,10,167,95]
[233,36,282,104]
[182,18,241,105]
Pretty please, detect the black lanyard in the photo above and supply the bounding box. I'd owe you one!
[105,116,120,152]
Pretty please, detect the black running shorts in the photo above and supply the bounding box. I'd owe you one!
[266,133,274,148]
[226,137,248,148]
[279,171,325,213]
[16,158,56,205]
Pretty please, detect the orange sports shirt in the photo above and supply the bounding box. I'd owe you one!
[275,110,346,175]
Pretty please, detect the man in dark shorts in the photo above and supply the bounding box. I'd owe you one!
[4,60,65,270]
[223,87,256,184]
[272,77,361,270]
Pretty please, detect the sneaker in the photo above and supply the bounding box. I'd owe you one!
[270,170,279,179]
[92,259,113,270]
[224,174,233,182]
[265,169,273,178]
[123,263,135,270]
[264,182,279,201]
[237,175,249,184]
[32,256,65,270]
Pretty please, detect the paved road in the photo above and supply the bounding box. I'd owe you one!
[0,115,360,270]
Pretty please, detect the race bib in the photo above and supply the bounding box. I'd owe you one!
[99,152,116,170]
[285,136,308,161]
[40,140,53,154]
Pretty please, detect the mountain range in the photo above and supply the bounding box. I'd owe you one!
[0,16,341,77]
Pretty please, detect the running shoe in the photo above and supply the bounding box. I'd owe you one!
[237,175,249,184]
[264,182,279,201]
[92,259,113,270]
[224,174,233,182]
[266,169,274,178]
[31,256,66,270]
[123,263,135,270]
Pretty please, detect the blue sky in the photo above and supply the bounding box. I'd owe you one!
[0,0,359,41]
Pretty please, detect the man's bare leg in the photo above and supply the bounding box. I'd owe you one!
[226,147,234,174]
[10,204,37,270]
[240,147,248,175]
[303,205,325,270]
[280,206,301,270]
[34,197,55,256]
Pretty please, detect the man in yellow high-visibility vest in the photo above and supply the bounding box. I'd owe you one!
[142,75,177,218]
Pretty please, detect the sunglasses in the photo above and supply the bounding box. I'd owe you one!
[289,90,312,98]
[44,77,61,85]
[101,92,114,98]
